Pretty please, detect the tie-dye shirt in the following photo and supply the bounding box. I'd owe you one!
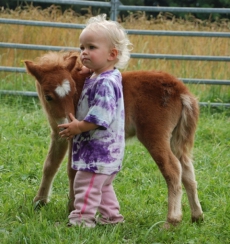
[72,69,125,175]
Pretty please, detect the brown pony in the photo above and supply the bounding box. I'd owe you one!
[24,51,203,227]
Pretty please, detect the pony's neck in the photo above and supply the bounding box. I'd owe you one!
[71,69,87,109]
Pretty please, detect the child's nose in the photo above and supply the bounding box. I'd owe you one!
[82,48,88,54]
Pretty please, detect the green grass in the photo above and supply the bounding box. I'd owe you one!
[1,95,230,243]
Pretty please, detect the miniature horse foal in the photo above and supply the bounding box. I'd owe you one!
[24,52,203,227]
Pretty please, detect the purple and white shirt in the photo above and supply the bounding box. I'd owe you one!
[72,69,125,175]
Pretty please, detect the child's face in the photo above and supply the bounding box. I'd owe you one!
[79,29,117,74]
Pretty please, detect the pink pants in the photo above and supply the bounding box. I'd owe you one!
[68,171,124,227]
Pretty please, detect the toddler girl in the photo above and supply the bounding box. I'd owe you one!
[58,14,132,227]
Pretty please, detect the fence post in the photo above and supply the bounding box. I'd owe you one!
[110,0,120,21]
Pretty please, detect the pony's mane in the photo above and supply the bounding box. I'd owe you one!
[35,51,82,70]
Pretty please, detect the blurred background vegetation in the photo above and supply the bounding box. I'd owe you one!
[1,0,230,21]
[0,1,229,104]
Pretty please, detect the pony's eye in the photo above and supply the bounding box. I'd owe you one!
[45,95,53,101]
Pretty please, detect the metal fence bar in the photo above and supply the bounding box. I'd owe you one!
[0,42,79,52]
[1,89,229,107]
[24,0,111,7]
[131,53,230,62]
[1,66,230,86]
[126,29,230,38]
[1,18,230,38]
[199,102,230,108]
[0,18,85,29]
[118,5,230,14]
[0,67,26,72]
[13,0,230,14]
[181,78,230,85]
[1,43,229,62]
[0,90,38,97]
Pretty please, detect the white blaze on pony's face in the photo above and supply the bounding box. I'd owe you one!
[54,79,73,126]
[55,79,71,98]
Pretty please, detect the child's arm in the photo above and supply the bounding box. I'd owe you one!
[58,113,98,140]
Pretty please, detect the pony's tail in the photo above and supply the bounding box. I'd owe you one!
[171,93,199,164]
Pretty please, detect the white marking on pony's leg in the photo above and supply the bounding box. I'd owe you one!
[55,79,71,98]
[182,159,203,222]
[166,160,183,225]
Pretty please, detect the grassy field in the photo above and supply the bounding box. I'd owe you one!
[0,5,230,244]
[1,92,230,244]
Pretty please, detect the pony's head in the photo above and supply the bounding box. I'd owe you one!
[24,52,82,130]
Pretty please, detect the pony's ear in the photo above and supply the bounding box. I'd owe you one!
[64,56,77,72]
[24,61,43,82]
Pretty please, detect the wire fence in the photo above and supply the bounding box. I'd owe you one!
[1,0,230,107]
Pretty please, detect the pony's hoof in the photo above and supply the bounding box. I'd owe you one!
[163,221,180,230]
[192,213,204,223]
[33,199,47,211]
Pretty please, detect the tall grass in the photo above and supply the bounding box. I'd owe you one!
[0,5,230,103]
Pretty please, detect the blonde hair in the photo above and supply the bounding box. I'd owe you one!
[83,14,133,69]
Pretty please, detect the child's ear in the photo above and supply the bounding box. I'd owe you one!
[108,48,118,60]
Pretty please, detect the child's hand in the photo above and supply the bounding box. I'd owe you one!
[58,113,82,140]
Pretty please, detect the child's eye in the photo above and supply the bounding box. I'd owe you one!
[89,45,95,50]
[80,46,84,51]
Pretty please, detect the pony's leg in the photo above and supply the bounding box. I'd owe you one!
[181,158,203,222]
[156,150,183,226]
[33,132,68,206]
[67,140,76,212]
[139,134,183,226]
